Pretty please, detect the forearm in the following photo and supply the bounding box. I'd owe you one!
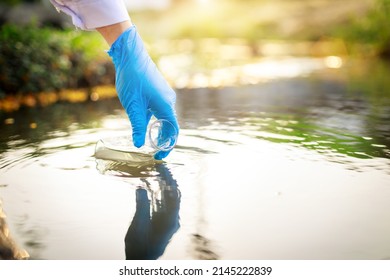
[96,20,133,46]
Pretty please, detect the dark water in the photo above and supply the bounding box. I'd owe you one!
[0,57,390,260]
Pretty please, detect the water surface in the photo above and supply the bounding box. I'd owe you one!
[1,57,390,260]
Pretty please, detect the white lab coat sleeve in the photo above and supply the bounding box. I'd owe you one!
[50,0,130,31]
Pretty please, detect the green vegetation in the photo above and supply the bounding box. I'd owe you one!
[1,0,39,6]
[1,0,390,100]
[331,0,390,57]
[0,24,110,97]
[133,0,389,58]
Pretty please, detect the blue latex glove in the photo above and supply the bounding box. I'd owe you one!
[107,26,179,160]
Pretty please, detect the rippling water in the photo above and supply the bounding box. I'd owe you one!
[1,58,390,260]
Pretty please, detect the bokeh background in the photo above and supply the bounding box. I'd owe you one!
[1,0,390,107]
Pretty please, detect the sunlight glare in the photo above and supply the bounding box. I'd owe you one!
[324,56,343,69]
[197,0,210,5]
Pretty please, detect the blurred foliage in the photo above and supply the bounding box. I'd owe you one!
[1,0,20,6]
[0,23,111,96]
[132,0,368,40]
[329,0,390,57]
[1,0,40,6]
[0,24,68,95]
[133,0,390,58]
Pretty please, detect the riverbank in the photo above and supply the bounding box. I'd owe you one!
[1,0,390,111]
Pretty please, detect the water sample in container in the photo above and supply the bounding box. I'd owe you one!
[95,119,178,163]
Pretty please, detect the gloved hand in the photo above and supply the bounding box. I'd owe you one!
[107,26,179,160]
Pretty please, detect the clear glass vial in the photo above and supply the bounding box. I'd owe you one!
[95,119,178,163]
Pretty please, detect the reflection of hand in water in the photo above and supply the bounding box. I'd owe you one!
[125,164,180,260]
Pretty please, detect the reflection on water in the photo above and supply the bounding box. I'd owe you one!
[190,234,219,260]
[0,58,390,259]
[96,159,158,178]
[124,164,180,260]
[0,199,29,260]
